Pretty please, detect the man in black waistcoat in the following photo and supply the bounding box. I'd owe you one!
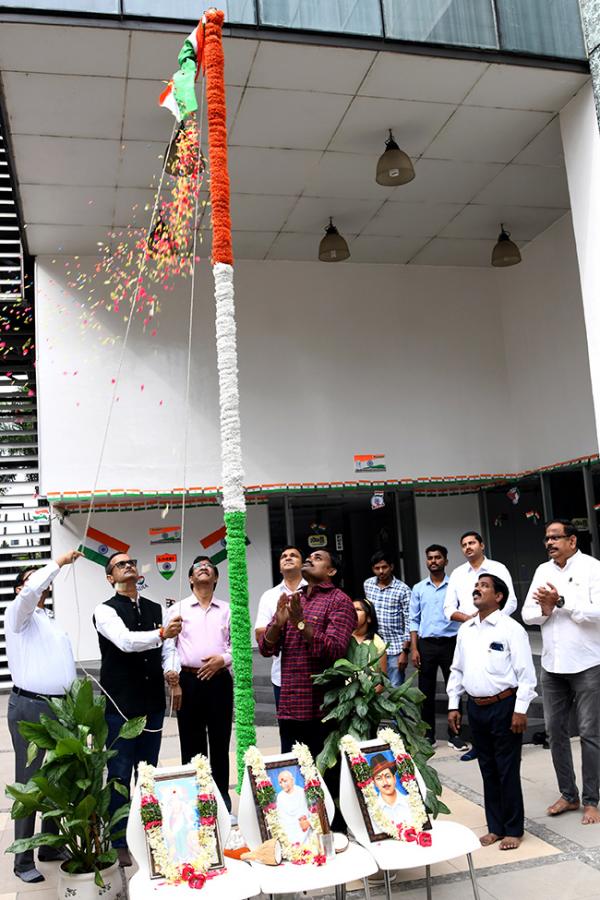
[93,552,182,867]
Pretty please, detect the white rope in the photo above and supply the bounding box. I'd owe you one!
[213,263,245,513]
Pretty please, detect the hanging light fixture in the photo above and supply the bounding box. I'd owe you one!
[318,218,350,262]
[375,129,415,186]
[491,224,521,267]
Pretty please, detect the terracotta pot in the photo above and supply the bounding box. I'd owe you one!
[57,861,123,900]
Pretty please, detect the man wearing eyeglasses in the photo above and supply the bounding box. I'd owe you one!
[93,552,182,866]
[523,519,600,826]
[163,555,234,814]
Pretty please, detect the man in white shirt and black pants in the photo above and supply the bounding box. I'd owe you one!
[6,550,81,883]
[522,519,600,826]
[448,574,537,850]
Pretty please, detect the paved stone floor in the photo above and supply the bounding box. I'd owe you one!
[0,692,599,899]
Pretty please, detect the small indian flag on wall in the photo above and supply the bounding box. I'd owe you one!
[354,453,386,473]
[79,527,130,567]
[200,524,250,566]
[156,553,177,580]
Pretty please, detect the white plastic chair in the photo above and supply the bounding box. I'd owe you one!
[238,750,378,900]
[339,740,482,900]
[126,762,260,900]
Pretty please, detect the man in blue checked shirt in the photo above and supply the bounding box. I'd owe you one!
[364,551,411,686]
[410,544,468,751]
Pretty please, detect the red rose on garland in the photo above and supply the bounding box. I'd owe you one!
[417,832,433,847]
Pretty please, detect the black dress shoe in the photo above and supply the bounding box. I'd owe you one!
[38,847,69,862]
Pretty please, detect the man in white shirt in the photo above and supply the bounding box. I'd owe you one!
[448,574,537,851]
[6,550,81,883]
[254,546,306,742]
[275,769,312,844]
[370,755,411,826]
[444,531,518,622]
[522,519,600,826]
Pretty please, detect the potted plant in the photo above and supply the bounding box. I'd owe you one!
[313,638,449,818]
[5,678,145,900]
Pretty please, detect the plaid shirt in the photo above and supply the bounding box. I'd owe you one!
[364,576,411,654]
[258,581,357,721]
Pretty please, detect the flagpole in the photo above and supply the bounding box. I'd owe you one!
[202,8,257,786]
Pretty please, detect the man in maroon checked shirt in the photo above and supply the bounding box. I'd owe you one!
[259,549,357,759]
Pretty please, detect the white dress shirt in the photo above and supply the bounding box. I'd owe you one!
[447,610,537,715]
[254,578,307,687]
[444,557,517,619]
[93,597,175,670]
[522,550,600,674]
[5,561,77,695]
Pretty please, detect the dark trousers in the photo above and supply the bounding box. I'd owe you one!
[8,692,60,873]
[106,709,164,848]
[542,664,600,807]
[177,669,234,812]
[417,636,457,741]
[468,695,523,837]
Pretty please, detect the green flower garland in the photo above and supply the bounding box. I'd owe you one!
[224,509,257,786]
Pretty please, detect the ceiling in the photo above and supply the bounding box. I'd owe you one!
[0,20,590,266]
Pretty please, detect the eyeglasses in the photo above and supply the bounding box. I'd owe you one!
[109,559,137,573]
[543,535,569,544]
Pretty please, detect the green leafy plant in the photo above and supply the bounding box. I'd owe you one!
[313,639,450,817]
[5,678,145,886]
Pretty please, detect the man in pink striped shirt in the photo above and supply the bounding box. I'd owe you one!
[165,556,233,811]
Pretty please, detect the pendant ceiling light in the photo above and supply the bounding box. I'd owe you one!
[375,130,415,186]
[318,218,350,262]
[491,225,521,267]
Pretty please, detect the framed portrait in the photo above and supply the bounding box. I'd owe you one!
[249,756,318,846]
[347,741,431,843]
[147,770,224,878]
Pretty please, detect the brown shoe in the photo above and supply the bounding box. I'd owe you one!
[117,847,132,868]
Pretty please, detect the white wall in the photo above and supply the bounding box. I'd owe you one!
[36,257,517,492]
[561,83,600,455]
[499,213,598,471]
[414,493,481,581]
[51,503,271,661]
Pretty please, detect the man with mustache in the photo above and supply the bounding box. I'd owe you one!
[164,555,233,813]
[522,519,600,826]
[447,574,536,851]
[259,549,356,758]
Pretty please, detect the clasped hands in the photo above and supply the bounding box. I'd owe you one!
[532,582,560,616]
[274,592,304,627]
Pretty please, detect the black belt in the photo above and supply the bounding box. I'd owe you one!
[420,636,457,643]
[12,686,64,701]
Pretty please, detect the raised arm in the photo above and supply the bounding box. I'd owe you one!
[6,550,82,634]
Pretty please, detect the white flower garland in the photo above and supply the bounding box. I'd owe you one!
[340,732,431,844]
[139,754,224,886]
[244,744,326,865]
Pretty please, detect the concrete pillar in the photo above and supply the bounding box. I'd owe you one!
[580,1,600,130]
[561,84,600,447]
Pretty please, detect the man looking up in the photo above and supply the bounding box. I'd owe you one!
[410,545,465,750]
[6,549,82,884]
[444,532,517,623]
[165,556,233,812]
[364,551,411,687]
[93,553,182,867]
[522,519,600,826]
[448,575,536,851]
[259,549,356,759]
[255,546,307,716]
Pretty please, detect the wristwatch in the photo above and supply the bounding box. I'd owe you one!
[296,620,306,631]
[556,595,565,609]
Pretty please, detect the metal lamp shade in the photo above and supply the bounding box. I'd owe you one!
[491,228,521,267]
[376,134,415,186]
[318,220,350,262]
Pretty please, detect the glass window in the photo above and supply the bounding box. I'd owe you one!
[258,0,383,37]
[382,0,497,49]
[0,1,118,10]
[123,0,256,23]
[496,0,586,60]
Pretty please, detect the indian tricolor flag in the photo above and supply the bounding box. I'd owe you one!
[200,524,250,566]
[159,21,205,122]
[79,527,130,568]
